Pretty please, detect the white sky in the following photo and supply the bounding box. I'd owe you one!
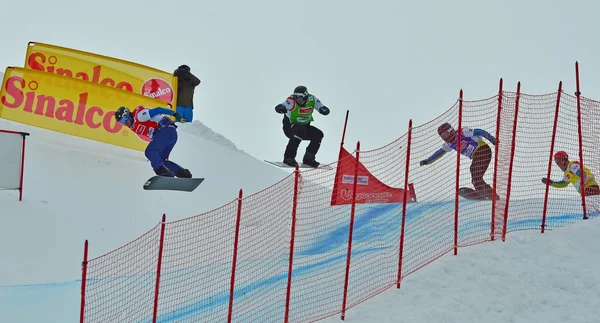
[1,0,599,165]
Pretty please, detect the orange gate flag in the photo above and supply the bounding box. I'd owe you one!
[330,147,418,205]
[24,41,178,106]
[0,66,174,152]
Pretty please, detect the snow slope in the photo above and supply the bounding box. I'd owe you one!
[0,117,289,286]
[0,99,599,322]
[320,217,600,323]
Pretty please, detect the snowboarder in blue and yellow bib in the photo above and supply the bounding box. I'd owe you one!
[542,150,600,196]
[420,123,497,200]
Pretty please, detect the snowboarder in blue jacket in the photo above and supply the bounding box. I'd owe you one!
[115,105,192,178]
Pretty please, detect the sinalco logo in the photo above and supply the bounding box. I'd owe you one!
[141,78,174,104]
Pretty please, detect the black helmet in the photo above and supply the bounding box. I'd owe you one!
[293,85,308,106]
[115,106,131,124]
[173,64,190,76]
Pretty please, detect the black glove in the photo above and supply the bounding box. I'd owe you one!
[419,160,428,166]
[275,104,287,114]
[173,113,186,123]
[541,178,553,185]
[318,106,330,115]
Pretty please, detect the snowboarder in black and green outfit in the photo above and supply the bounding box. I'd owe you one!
[275,85,330,168]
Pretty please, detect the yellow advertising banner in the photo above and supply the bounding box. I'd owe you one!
[0,66,174,152]
[24,41,178,106]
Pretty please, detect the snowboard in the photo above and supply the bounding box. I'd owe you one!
[143,176,205,192]
[264,160,334,170]
[458,187,489,200]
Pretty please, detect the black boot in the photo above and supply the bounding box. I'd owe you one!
[283,156,297,167]
[283,137,301,167]
[155,165,174,177]
[303,152,320,168]
[176,168,192,178]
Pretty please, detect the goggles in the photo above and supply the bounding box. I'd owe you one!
[294,93,308,105]
[119,116,130,125]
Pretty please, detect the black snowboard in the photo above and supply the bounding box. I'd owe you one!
[143,176,205,192]
[458,187,488,200]
[264,160,333,170]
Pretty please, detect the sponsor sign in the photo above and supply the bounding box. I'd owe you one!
[24,41,177,105]
[0,66,173,151]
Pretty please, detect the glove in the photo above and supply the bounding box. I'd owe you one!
[419,160,428,166]
[541,178,553,185]
[275,104,287,114]
[174,69,185,77]
[173,113,187,123]
[318,106,330,115]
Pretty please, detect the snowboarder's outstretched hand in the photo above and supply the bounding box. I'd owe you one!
[173,113,187,123]
[541,177,553,185]
[318,106,330,115]
[419,160,428,166]
[275,104,287,114]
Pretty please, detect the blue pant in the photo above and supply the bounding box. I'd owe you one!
[176,106,194,122]
[145,126,181,174]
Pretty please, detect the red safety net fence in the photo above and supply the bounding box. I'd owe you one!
[79,66,600,323]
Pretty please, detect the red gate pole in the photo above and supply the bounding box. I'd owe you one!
[341,141,360,320]
[228,189,244,323]
[284,166,300,323]
[542,82,563,233]
[575,62,589,220]
[397,120,413,288]
[79,240,89,323]
[454,90,463,255]
[502,83,521,241]
[152,214,167,323]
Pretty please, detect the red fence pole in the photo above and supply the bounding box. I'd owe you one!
[79,240,89,323]
[454,90,463,255]
[19,133,29,202]
[228,189,243,323]
[341,141,360,321]
[542,82,563,233]
[397,120,412,288]
[575,61,589,220]
[152,214,167,323]
[284,166,300,323]
[502,82,521,241]
[491,79,503,240]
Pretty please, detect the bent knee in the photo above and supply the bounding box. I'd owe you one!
[315,128,324,140]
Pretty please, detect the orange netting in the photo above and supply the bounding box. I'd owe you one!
[81,85,599,323]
